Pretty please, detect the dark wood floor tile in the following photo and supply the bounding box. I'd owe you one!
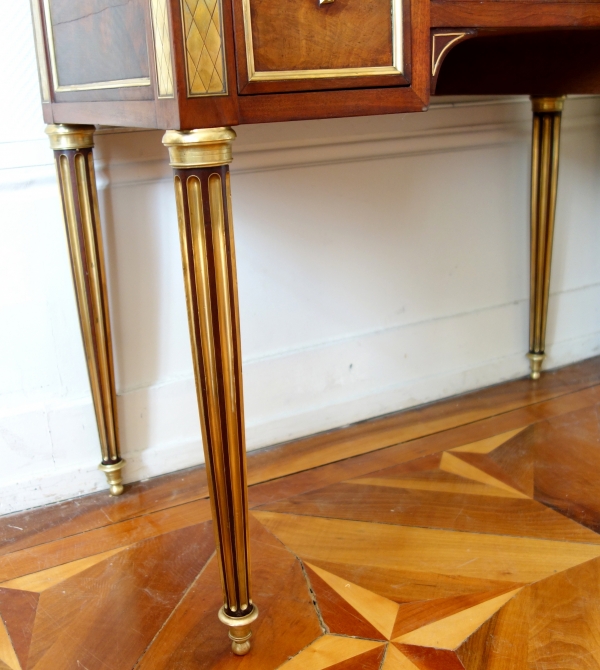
[393,644,465,669]
[526,556,600,668]
[534,405,600,533]
[305,559,523,605]
[474,427,534,496]
[0,498,212,583]
[304,564,386,640]
[0,468,209,557]
[257,481,600,543]
[455,611,499,669]
[327,645,387,669]
[0,588,39,670]
[136,517,322,670]
[446,446,533,495]
[391,587,518,639]
[29,523,214,670]
[243,357,600,485]
[27,522,214,669]
[248,384,600,512]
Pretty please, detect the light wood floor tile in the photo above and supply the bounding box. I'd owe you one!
[449,428,525,454]
[325,645,386,669]
[258,479,600,543]
[279,635,384,670]
[253,512,600,584]
[394,588,521,649]
[0,546,127,592]
[0,499,212,583]
[0,619,19,670]
[391,586,521,638]
[382,644,421,670]
[351,475,524,498]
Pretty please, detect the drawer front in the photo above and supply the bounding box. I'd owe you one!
[234,0,409,93]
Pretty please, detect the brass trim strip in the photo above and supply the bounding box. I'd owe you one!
[432,32,468,77]
[243,0,403,82]
[29,0,51,102]
[150,0,175,98]
[42,0,151,92]
[163,128,236,168]
[46,124,95,151]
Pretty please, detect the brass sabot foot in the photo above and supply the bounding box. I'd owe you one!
[527,352,545,380]
[98,460,126,496]
[218,605,259,656]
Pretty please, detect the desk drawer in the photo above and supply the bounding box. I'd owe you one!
[233,0,409,93]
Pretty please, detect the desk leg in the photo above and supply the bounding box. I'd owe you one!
[46,124,125,495]
[163,128,257,655]
[528,97,565,380]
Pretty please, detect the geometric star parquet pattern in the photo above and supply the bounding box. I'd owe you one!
[3,359,600,669]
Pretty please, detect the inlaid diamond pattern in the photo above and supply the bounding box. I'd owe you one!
[183,0,226,95]
[150,0,174,97]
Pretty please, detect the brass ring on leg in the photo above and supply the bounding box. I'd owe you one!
[218,604,259,655]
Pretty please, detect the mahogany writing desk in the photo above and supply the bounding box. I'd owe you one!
[29,0,600,652]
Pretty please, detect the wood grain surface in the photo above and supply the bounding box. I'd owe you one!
[2,358,600,668]
[49,0,150,85]
[249,0,393,71]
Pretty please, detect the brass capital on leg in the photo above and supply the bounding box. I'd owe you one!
[46,124,125,495]
[528,97,565,380]
[163,127,256,654]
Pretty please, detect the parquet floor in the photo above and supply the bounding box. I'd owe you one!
[4,358,600,669]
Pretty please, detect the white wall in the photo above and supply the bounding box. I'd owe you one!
[2,1,600,513]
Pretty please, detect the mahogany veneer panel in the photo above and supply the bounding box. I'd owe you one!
[48,0,150,86]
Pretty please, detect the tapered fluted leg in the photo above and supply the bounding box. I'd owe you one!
[46,125,125,495]
[528,97,565,380]
[163,128,257,654]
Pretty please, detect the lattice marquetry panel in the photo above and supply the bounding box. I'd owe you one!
[150,0,175,97]
[181,0,227,96]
